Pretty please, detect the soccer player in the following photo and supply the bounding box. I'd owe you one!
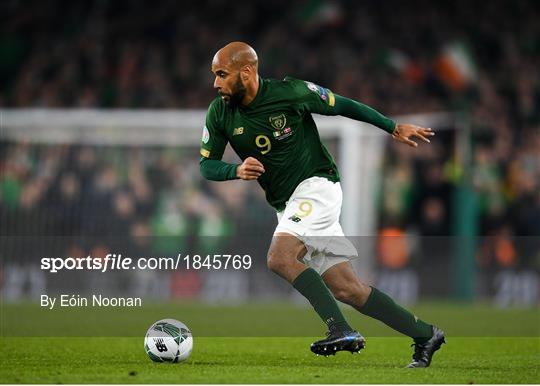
[200,42,445,368]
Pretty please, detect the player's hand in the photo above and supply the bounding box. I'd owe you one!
[392,124,435,148]
[236,157,265,180]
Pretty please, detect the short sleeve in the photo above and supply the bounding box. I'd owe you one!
[284,77,337,115]
[200,100,228,160]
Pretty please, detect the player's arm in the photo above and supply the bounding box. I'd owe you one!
[291,78,434,147]
[332,95,434,147]
[199,103,264,181]
[200,158,237,180]
[332,94,396,133]
[200,157,265,181]
[200,139,245,181]
[199,102,236,181]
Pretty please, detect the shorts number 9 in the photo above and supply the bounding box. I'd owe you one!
[296,201,313,218]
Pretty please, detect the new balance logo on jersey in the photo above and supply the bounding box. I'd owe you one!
[233,127,244,136]
[154,338,168,352]
[288,215,301,223]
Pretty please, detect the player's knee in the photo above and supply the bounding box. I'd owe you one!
[333,286,356,304]
[267,259,284,274]
[333,283,370,306]
[267,235,306,275]
[266,251,289,274]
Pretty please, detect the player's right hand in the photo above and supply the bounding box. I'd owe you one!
[236,157,265,180]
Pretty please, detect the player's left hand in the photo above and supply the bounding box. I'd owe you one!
[392,124,434,147]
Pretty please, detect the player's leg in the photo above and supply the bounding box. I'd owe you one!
[322,261,445,367]
[267,232,353,332]
[322,261,432,339]
[267,232,365,355]
[271,177,365,354]
[266,232,308,283]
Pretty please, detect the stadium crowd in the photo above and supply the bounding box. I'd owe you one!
[0,0,539,300]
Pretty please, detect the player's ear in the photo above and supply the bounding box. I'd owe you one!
[240,65,252,81]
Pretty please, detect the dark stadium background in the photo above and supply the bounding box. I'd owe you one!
[1,0,539,312]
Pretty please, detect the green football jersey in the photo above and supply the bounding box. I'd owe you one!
[200,76,340,211]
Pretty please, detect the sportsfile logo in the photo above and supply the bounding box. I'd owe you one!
[40,253,253,272]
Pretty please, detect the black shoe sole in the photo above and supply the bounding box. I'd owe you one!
[311,337,366,356]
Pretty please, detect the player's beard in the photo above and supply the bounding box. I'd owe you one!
[222,75,246,109]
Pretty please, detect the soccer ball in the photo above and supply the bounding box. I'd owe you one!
[144,318,193,363]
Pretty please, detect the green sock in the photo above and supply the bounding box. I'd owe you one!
[293,268,352,333]
[360,287,432,343]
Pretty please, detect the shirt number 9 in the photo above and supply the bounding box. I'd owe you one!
[255,135,271,155]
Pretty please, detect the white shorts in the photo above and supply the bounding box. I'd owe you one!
[274,176,358,274]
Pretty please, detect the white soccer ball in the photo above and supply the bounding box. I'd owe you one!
[144,318,193,363]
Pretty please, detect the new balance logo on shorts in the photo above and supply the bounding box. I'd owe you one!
[288,215,302,223]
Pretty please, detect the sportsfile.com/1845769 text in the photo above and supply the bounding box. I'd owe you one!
[40,253,252,273]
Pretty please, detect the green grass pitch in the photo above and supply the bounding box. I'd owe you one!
[1,303,539,383]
